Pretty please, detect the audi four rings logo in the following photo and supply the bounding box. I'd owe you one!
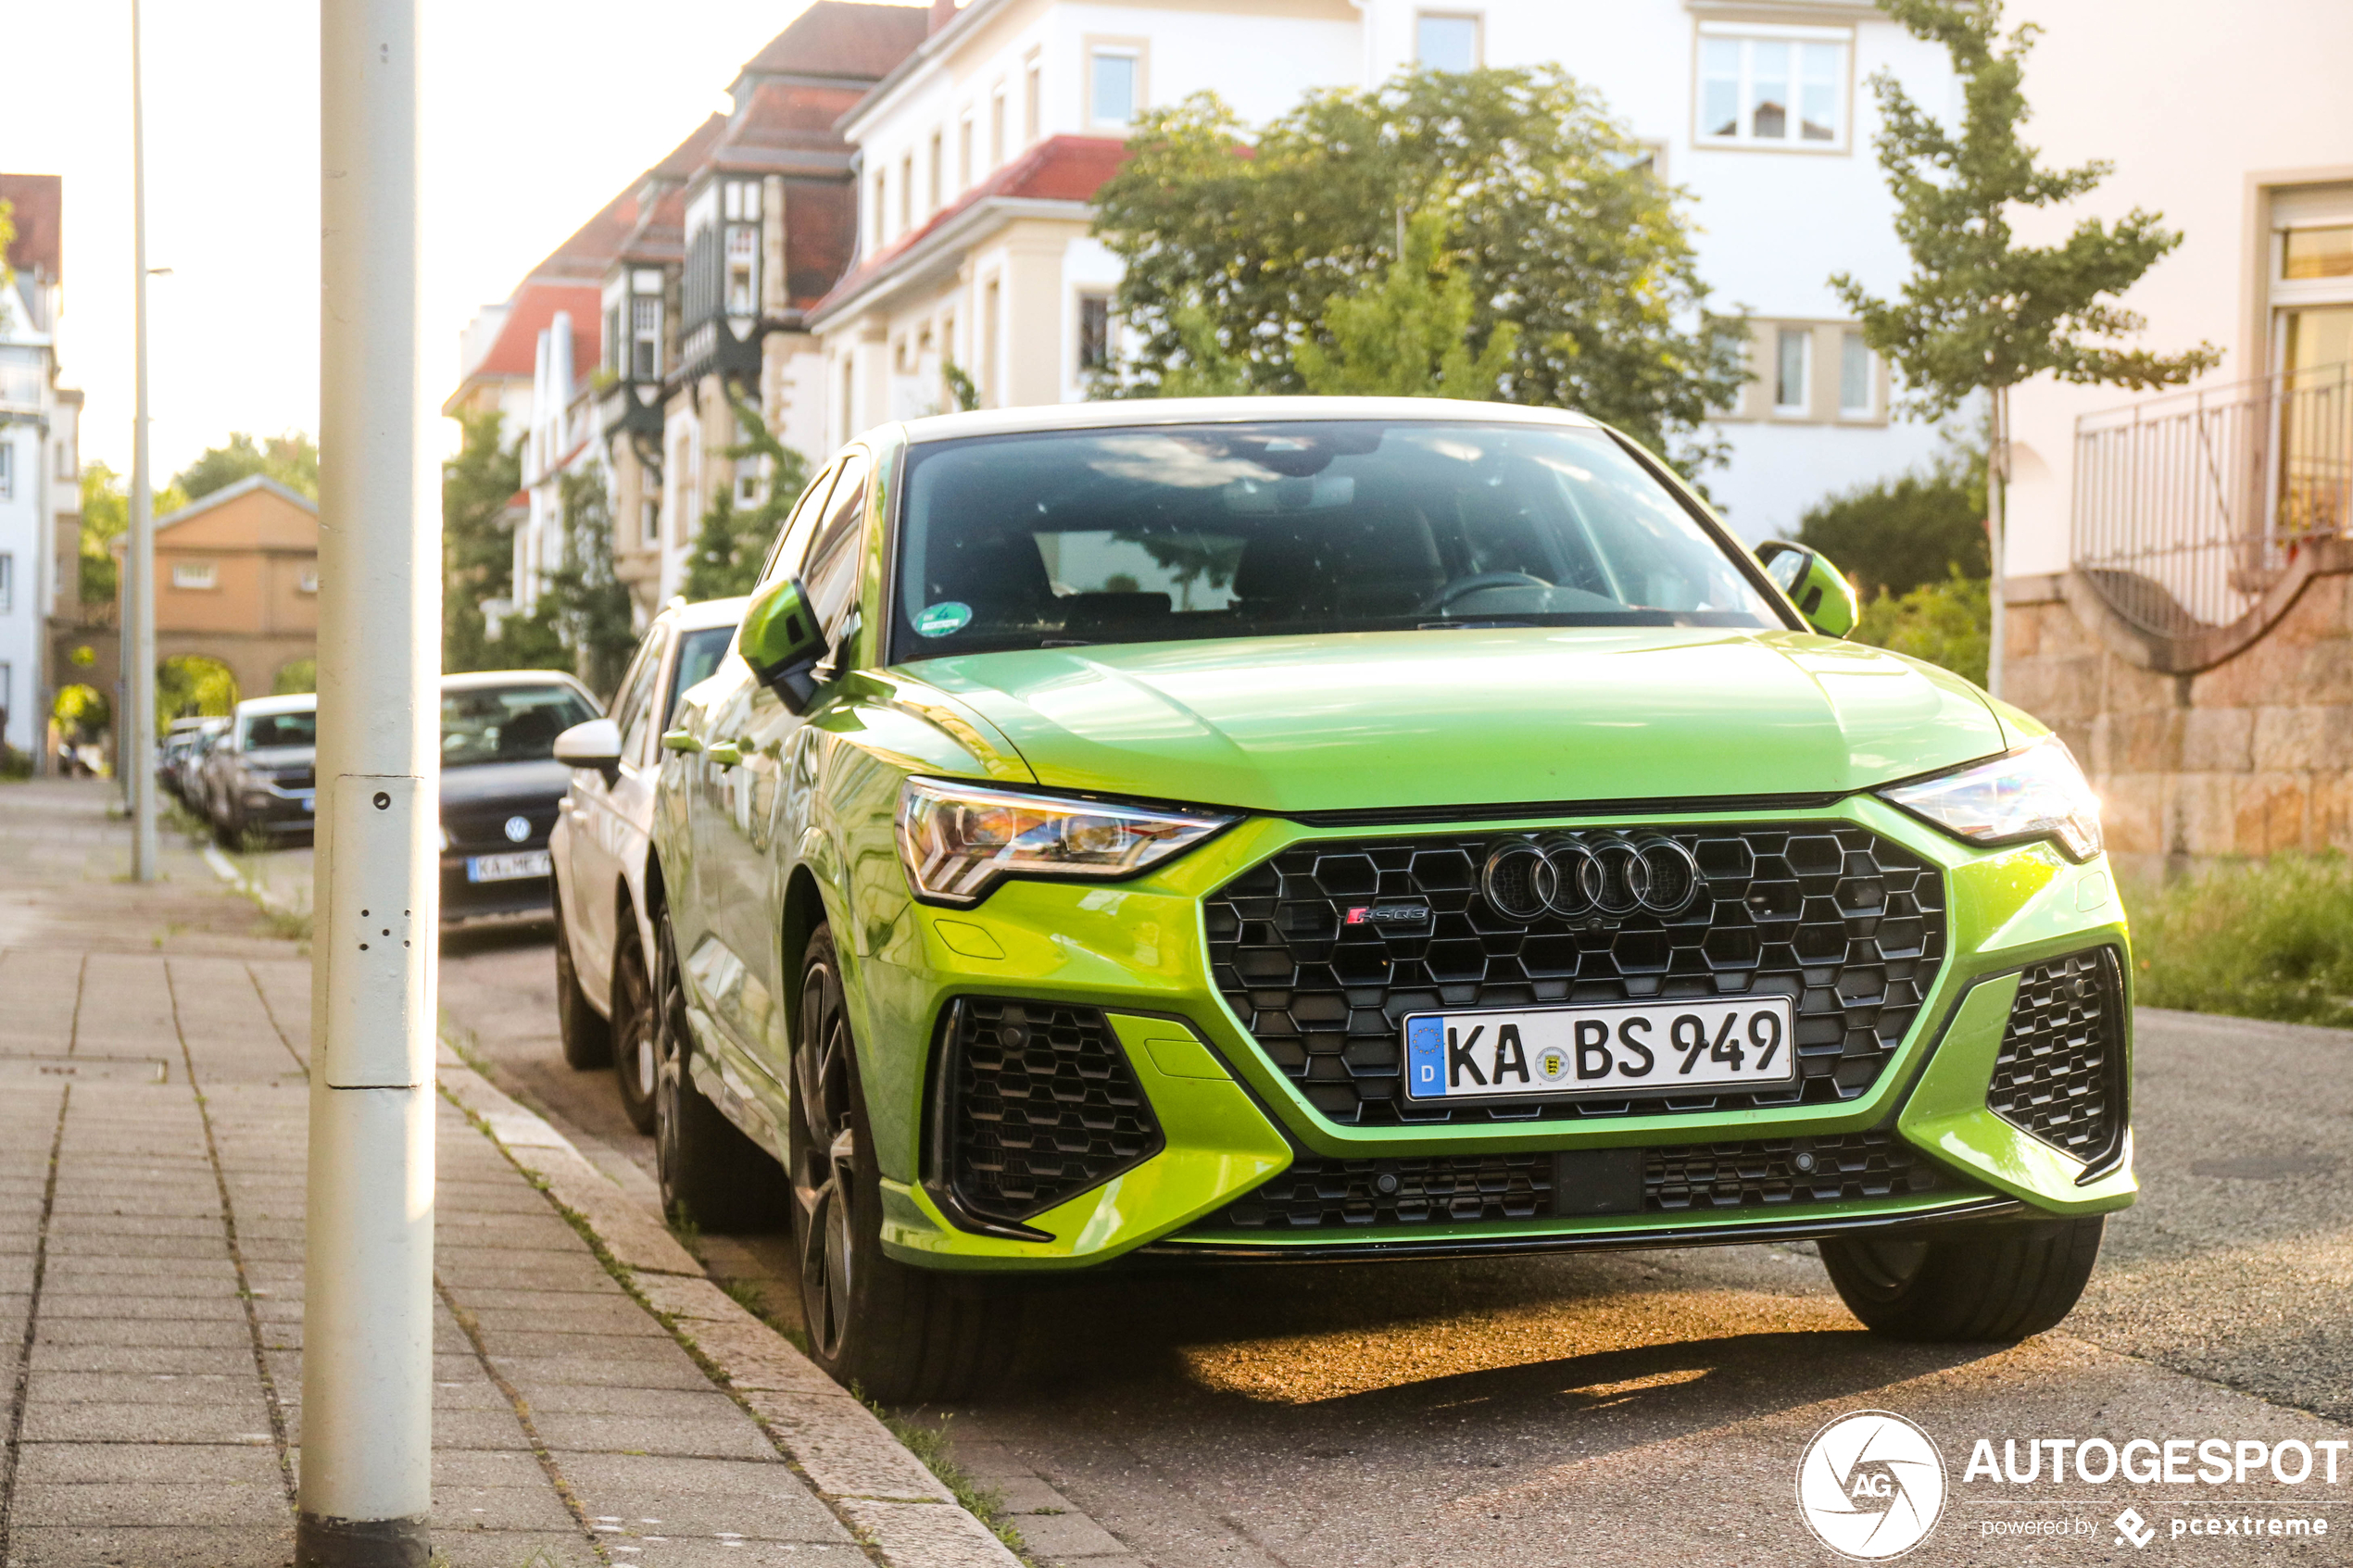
[1479,833,1704,921]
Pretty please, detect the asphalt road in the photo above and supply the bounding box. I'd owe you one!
[416,898,2353,1567]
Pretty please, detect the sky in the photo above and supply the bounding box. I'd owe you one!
[5,1,927,483]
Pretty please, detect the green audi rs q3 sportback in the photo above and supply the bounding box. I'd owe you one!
[647,398,2131,1401]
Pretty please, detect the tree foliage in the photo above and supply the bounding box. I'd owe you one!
[1852,573,1990,688]
[1795,455,1988,600]
[535,468,638,697]
[683,387,812,602]
[171,431,319,501]
[1293,207,1521,398]
[1091,69,1749,471]
[442,409,522,672]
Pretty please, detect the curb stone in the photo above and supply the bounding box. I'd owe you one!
[434,1044,1020,1568]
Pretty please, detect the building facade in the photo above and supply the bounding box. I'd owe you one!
[139,477,321,704]
[809,0,1961,541]
[0,172,78,769]
[1994,0,2353,874]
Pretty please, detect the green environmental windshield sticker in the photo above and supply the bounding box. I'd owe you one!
[914,601,974,637]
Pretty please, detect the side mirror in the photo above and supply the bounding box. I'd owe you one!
[739,575,829,712]
[1756,540,1859,638]
[553,718,624,784]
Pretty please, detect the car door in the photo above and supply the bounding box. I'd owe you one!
[568,626,666,997]
[705,448,871,1069]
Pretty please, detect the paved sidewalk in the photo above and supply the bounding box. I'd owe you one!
[0,779,997,1568]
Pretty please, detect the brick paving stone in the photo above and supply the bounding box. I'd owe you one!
[2,1524,296,1567]
[12,1441,285,1487]
[550,1453,852,1542]
[526,1411,780,1462]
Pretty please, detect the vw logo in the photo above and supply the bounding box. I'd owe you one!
[1479,832,1703,922]
[1796,1411,1945,1560]
[503,815,532,844]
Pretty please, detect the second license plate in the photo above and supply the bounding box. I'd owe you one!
[1403,996,1797,1103]
[467,849,551,884]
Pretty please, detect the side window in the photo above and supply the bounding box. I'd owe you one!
[615,630,668,765]
[803,450,873,634]
[760,462,840,587]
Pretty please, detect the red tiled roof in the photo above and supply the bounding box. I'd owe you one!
[812,135,1128,317]
[469,283,604,382]
[742,2,931,82]
[0,173,63,278]
[654,115,726,182]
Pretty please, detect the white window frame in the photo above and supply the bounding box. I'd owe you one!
[1772,326,1812,416]
[0,553,12,615]
[928,129,944,213]
[171,560,220,591]
[1086,40,1145,130]
[1837,329,1876,419]
[959,114,975,190]
[873,171,887,247]
[1694,24,1852,154]
[1415,11,1483,72]
[0,442,11,500]
[1076,291,1113,375]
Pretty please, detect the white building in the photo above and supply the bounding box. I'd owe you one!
[809,0,1963,540]
[0,173,77,767]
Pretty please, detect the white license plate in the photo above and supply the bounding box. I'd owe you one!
[467,849,551,884]
[1403,996,1798,1103]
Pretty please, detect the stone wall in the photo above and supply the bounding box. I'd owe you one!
[2007,561,2353,882]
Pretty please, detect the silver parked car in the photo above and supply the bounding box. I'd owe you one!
[548,596,747,1130]
[203,695,319,843]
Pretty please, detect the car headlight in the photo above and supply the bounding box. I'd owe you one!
[897,777,1236,906]
[1878,738,2103,861]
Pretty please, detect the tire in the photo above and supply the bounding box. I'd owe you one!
[610,914,659,1135]
[552,884,613,1070]
[790,925,1021,1404]
[1821,1216,2105,1341]
[652,900,786,1233]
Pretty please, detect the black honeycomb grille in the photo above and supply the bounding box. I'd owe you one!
[1648,1130,1942,1210]
[1203,823,1946,1125]
[940,998,1164,1223]
[1194,1130,1944,1232]
[1988,949,2126,1162]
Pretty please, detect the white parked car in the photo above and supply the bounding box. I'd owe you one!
[548,596,747,1130]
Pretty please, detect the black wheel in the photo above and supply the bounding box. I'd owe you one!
[610,914,658,1135]
[652,899,785,1233]
[790,925,1021,1404]
[552,883,612,1070]
[1821,1216,2105,1341]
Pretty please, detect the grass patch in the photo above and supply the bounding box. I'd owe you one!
[666,1200,705,1259]
[2126,853,2353,1026]
[861,1397,1034,1563]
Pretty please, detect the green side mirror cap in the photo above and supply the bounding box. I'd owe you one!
[738,576,828,709]
[1756,541,1859,638]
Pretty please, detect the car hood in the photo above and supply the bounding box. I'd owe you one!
[903,628,2005,814]
[242,746,315,771]
[439,759,572,808]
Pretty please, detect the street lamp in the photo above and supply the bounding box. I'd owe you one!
[126,0,157,879]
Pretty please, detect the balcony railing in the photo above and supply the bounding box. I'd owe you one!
[2072,361,2353,666]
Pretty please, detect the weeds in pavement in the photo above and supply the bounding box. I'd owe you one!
[2126,852,2353,1026]
[665,1201,704,1259]
[860,1392,1033,1562]
[717,1273,813,1355]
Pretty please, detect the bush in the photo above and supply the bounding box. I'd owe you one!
[2126,854,2353,1026]
[1795,466,1986,600]
[1851,573,1989,687]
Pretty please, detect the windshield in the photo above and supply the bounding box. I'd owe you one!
[241,710,316,749]
[667,626,736,728]
[441,684,598,768]
[889,420,1780,660]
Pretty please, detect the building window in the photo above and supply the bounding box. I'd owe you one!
[0,443,11,500]
[900,152,914,233]
[983,277,1002,408]
[639,498,658,549]
[2284,224,2353,280]
[1698,31,1848,149]
[0,554,11,614]
[632,297,662,381]
[959,115,975,190]
[722,181,761,315]
[172,561,219,591]
[1774,328,1811,413]
[929,131,944,212]
[873,172,887,246]
[55,440,74,480]
[1416,13,1481,72]
[1088,46,1139,128]
[1025,54,1042,144]
[990,88,1007,169]
[298,567,320,595]
[1077,293,1112,374]
[1839,330,1873,417]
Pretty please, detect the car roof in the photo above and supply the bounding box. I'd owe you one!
[440,670,598,698]
[233,694,317,717]
[896,395,1603,446]
[656,595,749,633]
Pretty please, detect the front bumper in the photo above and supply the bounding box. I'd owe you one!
[236,780,317,834]
[837,795,2133,1272]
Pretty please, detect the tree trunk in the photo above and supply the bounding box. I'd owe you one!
[1987,384,2008,700]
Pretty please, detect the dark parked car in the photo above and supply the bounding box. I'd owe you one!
[206,696,318,842]
[439,671,601,924]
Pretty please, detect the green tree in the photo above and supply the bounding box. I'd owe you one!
[536,469,637,696]
[171,431,319,501]
[682,388,811,601]
[442,409,522,671]
[1830,0,2218,695]
[155,655,239,731]
[1795,451,1989,601]
[1092,70,1749,473]
[1852,572,1991,688]
[1293,207,1521,398]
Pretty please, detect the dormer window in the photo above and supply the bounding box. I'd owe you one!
[722,182,761,317]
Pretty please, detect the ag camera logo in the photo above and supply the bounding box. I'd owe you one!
[1797,1411,1947,1560]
